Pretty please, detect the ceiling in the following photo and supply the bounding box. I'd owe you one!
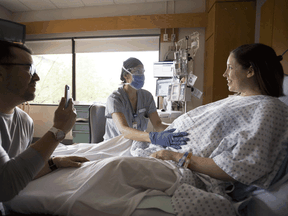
[0,0,180,12]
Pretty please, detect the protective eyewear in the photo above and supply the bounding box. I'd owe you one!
[123,66,145,75]
[0,63,37,77]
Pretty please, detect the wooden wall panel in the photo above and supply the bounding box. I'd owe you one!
[206,0,216,12]
[271,0,288,75]
[206,4,215,40]
[213,1,256,101]
[260,0,288,75]
[203,34,215,104]
[206,0,253,13]
[259,0,275,46]
[21,13,207,35]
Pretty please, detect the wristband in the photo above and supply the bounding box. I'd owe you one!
[48,157,57,171]
[177,152,188,167]
[183,153,192,168]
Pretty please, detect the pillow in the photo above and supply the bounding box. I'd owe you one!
[246,172,288,216]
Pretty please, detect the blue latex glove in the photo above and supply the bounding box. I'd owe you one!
[149,128,189,150]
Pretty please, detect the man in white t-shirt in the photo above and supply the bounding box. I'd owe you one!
[0,40,88,206]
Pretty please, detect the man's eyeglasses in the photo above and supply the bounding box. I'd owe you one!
[0,63,37,77]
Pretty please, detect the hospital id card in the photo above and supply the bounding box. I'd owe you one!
[133,121,137,129]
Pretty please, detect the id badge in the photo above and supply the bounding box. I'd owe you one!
[132,121,137,129]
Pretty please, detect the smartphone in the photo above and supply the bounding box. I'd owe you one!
[64,85,70,109]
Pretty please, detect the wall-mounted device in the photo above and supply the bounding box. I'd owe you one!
[156,78,173,97]
[153,32,202,113]
[0,18,26,44]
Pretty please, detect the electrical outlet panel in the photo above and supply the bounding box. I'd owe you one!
[171,34,176,42]
[163,34,168,41]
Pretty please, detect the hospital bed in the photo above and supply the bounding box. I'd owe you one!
[2,76,288,216]
[3,115,288,216]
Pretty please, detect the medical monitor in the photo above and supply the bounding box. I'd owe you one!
[153,62,173,77]
[156,78,173,97]
[0,19,26,44]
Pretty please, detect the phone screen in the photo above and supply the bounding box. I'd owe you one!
[65,85,70,108]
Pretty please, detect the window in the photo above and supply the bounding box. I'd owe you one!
[26,39,73,104]
[32,54,72,104]
[26,36,159,104]
[76,51,158,104]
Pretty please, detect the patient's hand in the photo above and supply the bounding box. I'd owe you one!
[150,150,184,162]
[53,156,89,168]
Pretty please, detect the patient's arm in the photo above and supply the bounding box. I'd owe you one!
[149,111,169,132]
[151,150,236,182]
[112,112,151,142]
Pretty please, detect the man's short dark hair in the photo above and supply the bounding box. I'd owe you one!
[0,40,32,63]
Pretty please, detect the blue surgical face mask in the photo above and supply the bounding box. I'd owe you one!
[130,74,145,90]
[122,66,145,90]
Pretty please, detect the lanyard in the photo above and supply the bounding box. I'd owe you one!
[126,94,137,121]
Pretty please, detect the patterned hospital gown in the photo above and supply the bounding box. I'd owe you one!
[130,95,288,216]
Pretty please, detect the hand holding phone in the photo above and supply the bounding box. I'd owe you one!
[64,85,70,109]
[53,85,76,134]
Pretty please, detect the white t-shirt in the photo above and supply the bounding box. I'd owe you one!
[0,107,44,202]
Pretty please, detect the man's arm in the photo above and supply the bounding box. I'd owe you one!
[0,98,83,202]
[30,98,76,161]
[34,156,89,179]
[31,98,89,178]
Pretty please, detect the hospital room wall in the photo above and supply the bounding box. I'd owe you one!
[25,26,205,141]
[203,0,256,104]
[259,0,288,75]
[202,0,288,104]
[0,5,12,20]
[11,0,205,142]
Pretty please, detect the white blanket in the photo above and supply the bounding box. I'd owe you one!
[5,136,181,216]
[5,96,288,216]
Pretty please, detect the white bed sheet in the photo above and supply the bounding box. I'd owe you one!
[4,136,180,216]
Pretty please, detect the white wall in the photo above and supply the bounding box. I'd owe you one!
[12,0,206,140]
[0,5,12,20]
[12,0,205,22]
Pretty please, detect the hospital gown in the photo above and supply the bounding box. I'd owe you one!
[131,95,288,216]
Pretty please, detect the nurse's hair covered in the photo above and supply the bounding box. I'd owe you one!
[120,57,143,83]
[231,43,284,97]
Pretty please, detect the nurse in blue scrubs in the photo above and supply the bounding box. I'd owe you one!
[104,57,188,149]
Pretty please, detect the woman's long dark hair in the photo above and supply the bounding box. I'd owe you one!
[231,43,284,97]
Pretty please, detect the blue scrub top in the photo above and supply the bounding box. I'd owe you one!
[104,85,157,141]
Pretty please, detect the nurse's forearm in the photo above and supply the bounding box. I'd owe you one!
[120,126,151,142]
[154,123,169,132]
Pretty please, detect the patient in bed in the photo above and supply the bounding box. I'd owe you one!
[4,43,288,216]
[131,43,288,215]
